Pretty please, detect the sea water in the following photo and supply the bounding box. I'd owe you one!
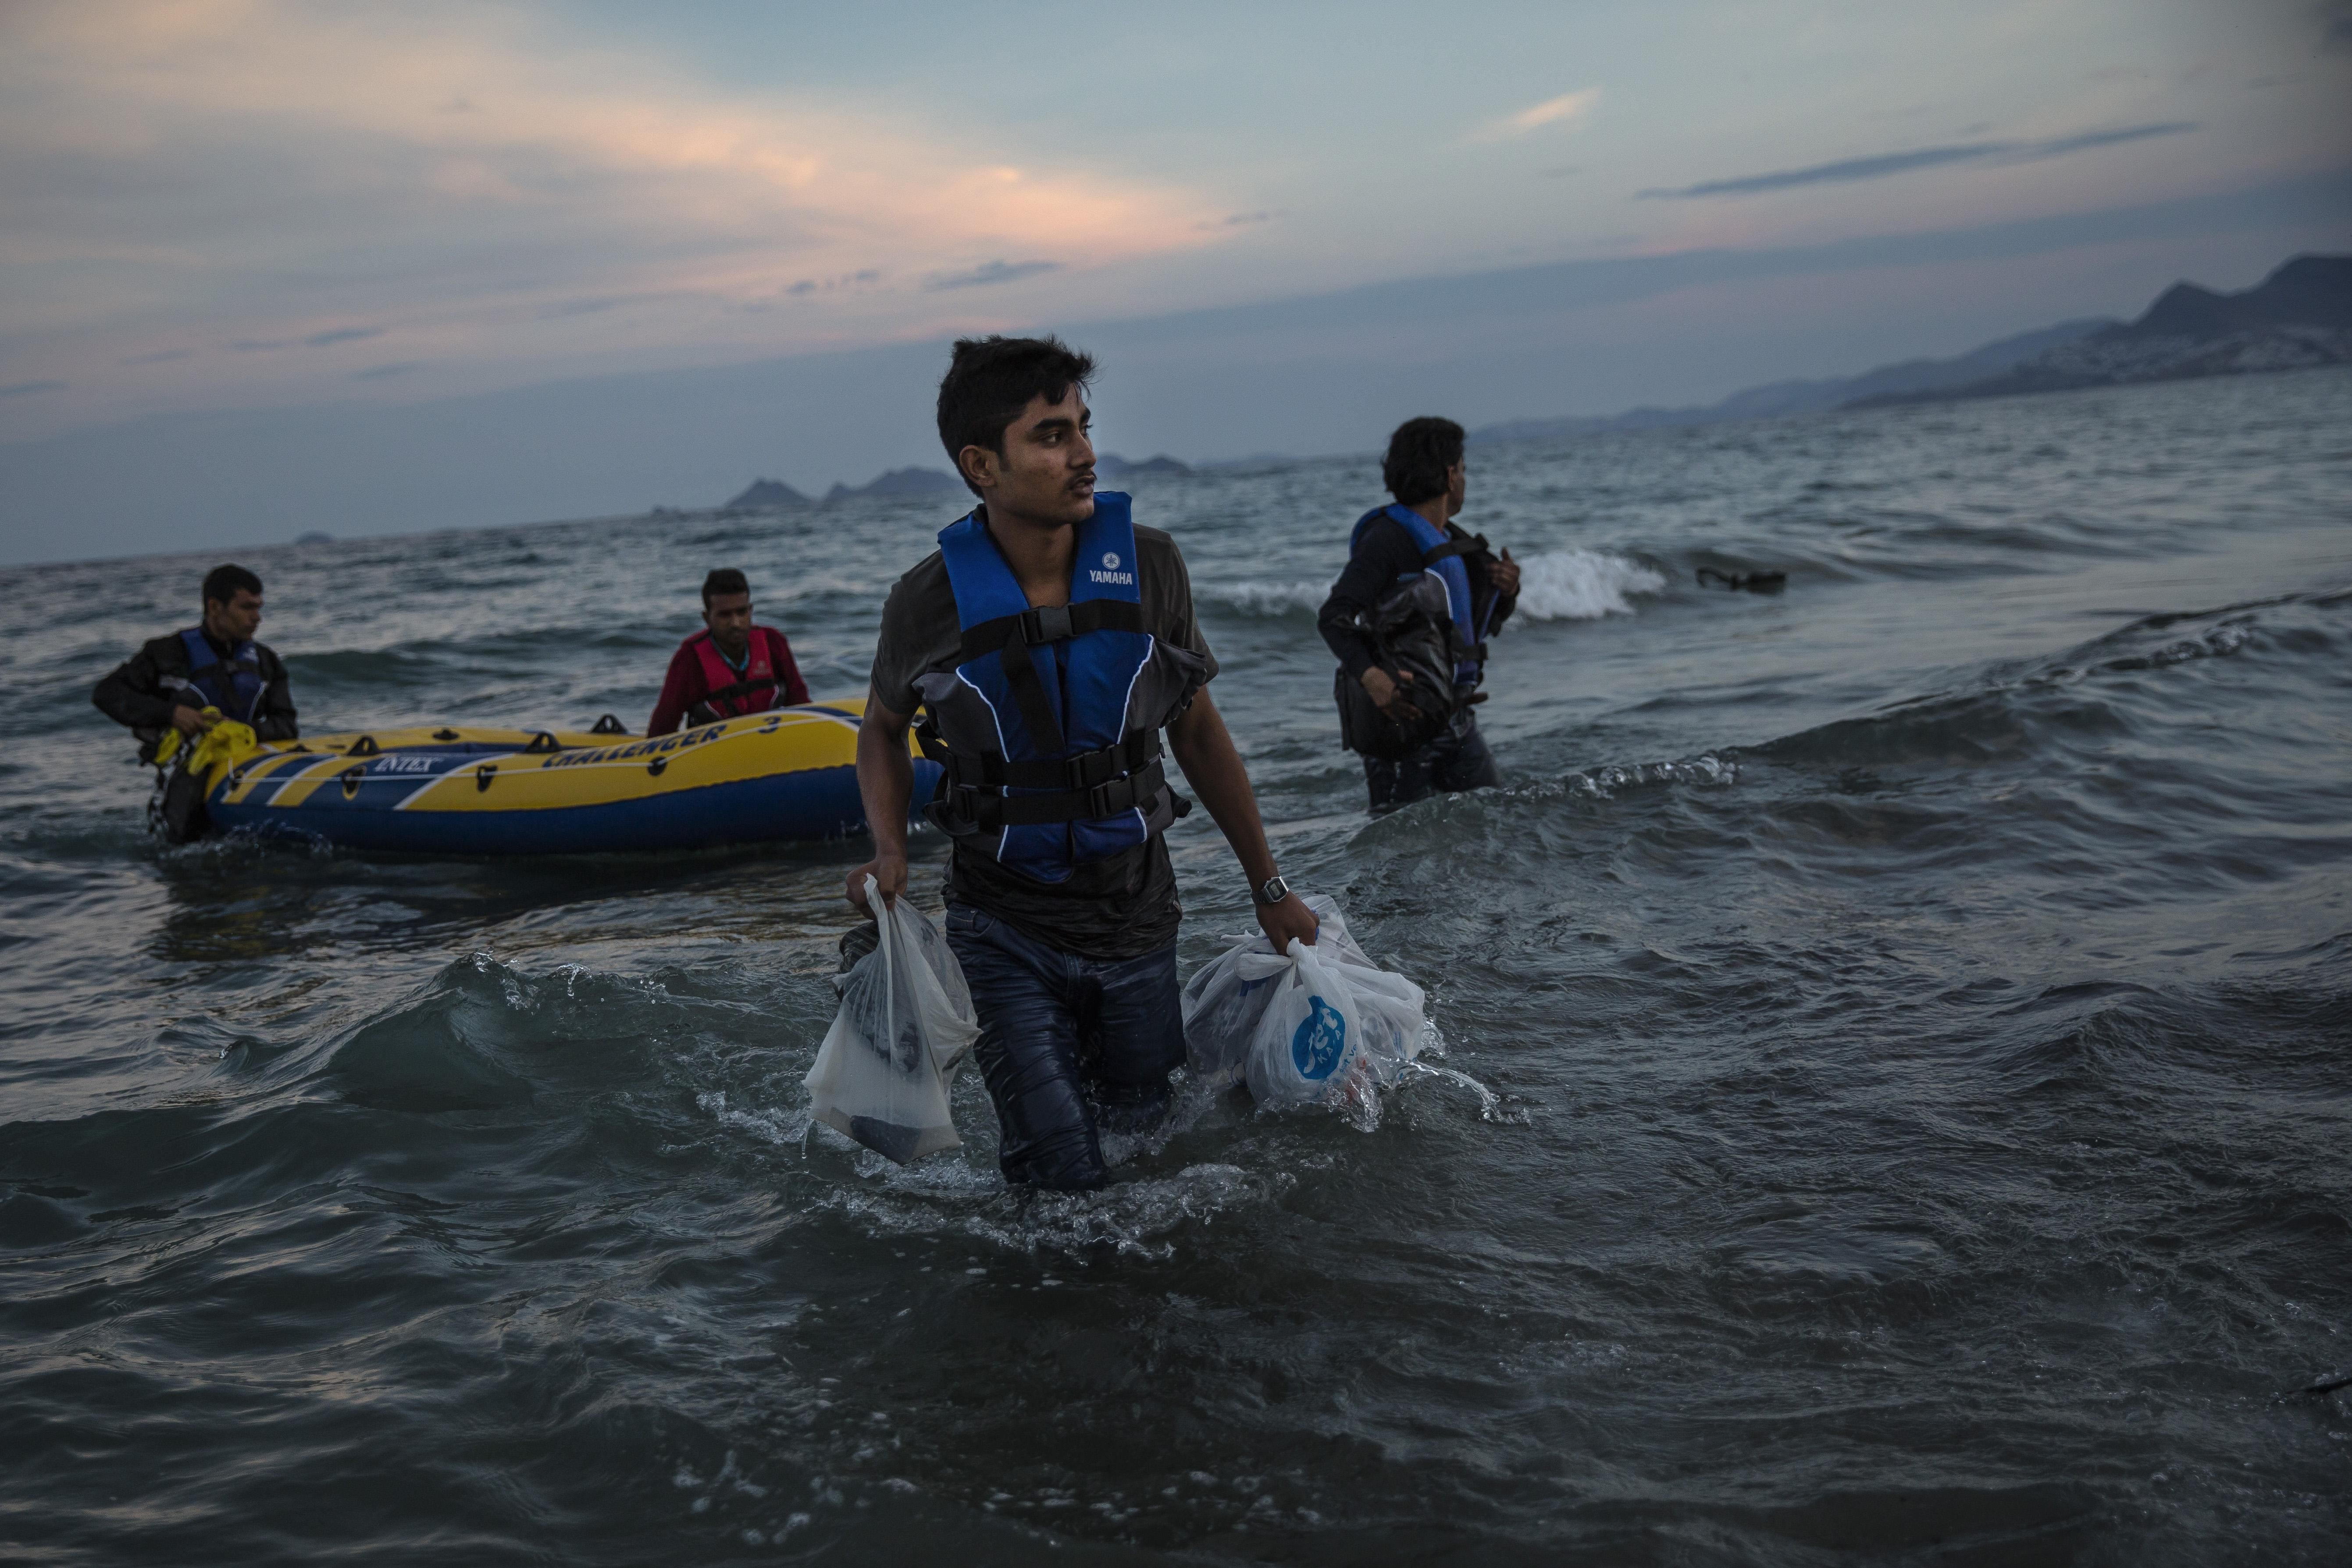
[1,368,2348,1563]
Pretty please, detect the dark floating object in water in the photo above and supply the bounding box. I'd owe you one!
[1697,566,1787,592]
[2302,1366,2352,1396]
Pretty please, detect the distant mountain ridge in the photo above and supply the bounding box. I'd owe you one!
[822,467,963,504]
[706,452,1193,514]
[720,478,808,512]
[1855,254,2352,406]
[1096,452,1191,479]
[1470,252,2352,445]
[1469,319,2115,446]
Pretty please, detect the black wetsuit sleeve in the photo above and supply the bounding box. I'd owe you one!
[253,646,299,740]
[92,639,182,731]
[1316,517,1424,680]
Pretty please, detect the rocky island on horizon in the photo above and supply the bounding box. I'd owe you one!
[1470,251,2351,448]
[1853,254,2352,408]
[699,453,1195,517]
[718,478,809,513]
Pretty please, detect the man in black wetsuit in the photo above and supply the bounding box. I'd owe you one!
[1317,417,1520,812]
[94,564,299,835]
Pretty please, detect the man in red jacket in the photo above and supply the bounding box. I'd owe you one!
[647,568,810,734]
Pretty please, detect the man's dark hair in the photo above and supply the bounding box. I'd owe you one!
[702,567,750,607]
[936,335,1097,495]
[1381,417,1466,506]
[202,564,262,606]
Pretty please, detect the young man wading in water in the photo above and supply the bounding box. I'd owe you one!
[1318,418,1521,812]
[848,336,1317,1191]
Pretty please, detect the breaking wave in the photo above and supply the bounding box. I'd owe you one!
[1200,549,1664,622]
[1201,580,1328,616]
[1511,549,1666,620]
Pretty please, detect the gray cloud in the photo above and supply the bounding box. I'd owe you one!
[1641,121,2198,198]
[2028,124,2199,158]
[1196,210,1277,231]
[303,325,385,347]
[923,259,1060,292]
[538,297,629,319]
[353,362,421,380]
[122,349,192,365]
[784,268,884,299]
[0,380,66,400]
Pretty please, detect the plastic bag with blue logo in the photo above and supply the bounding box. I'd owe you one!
[1182,894,1428,1098]
[804,877,980,1164]
[1286,898,1427,1084]
[1241,938,1369,1108]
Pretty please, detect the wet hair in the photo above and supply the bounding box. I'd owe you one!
[1381,417,1466,506]
[702,567,750,607]
[202,563,262,606]
[936,335,1096,495]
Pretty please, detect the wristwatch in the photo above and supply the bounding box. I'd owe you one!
[1254,874,1290,906]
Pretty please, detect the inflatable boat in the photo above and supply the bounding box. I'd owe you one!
[196,699,936,855]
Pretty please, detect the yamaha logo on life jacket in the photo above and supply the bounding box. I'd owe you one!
[916,492,1204,884]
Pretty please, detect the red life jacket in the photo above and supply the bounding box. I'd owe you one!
[686,628,784,723]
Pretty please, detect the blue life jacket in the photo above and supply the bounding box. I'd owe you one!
[914,492,1205,884]
[1349,504,1494,686]
[176,627,267,722]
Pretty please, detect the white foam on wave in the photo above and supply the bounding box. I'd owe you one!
[1512,549,1667,621]
[1567,753,1740,798]
[1204,549,1663,621]
[1201,580,1327,616]
[805,1156,1286,1259]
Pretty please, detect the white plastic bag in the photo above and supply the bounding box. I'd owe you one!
[1280,898,1427,1082]
[1179,944,1280,1088]
[1338,960,1428,1083]
[1182,893,1429,1104]
[803,877,980,1163]
[1243,937,1368,1105]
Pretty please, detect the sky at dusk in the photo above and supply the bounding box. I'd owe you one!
[3,0,2349,562]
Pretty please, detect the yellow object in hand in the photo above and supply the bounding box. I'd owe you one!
[186,718,260,777]
[149,707,219,769]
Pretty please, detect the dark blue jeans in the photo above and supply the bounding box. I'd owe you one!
[944,905,1186,1191]
[1364,709,1499,813]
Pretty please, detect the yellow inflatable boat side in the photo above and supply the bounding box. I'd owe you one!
[201,698,933,855]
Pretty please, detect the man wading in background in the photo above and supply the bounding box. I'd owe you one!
[647,567,810,734]
[93,563,299,839]
[848,335,1317,1191]
[1318,417,1521,812]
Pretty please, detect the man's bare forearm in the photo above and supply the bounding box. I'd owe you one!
[857,691,912,861]
[1167,690,1277,885]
